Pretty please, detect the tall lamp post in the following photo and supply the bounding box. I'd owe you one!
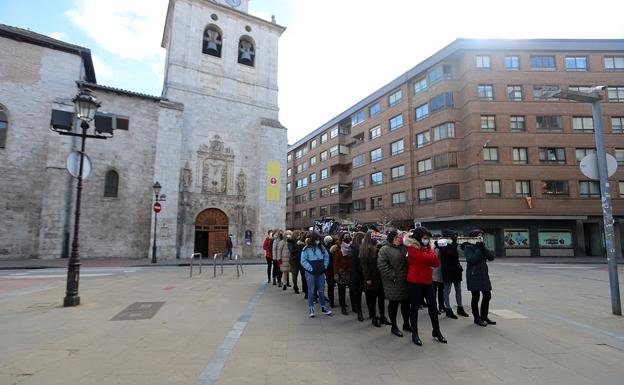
[151,182,162,264]
[553,87,621,316]
[51,88,111,307]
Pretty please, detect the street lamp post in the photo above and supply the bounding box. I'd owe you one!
[151,182,162,264]
[553,87,621,316]
[50,88,110,307]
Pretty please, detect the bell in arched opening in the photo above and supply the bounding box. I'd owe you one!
[203,27,222,58]
[238,38,255,67]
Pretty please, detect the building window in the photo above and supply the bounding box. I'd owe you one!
[533,85,560,100]
[575,148,596,163]
[566,56,588,71]
[542,180,569,195]
[320,151,328,161]
[428,64,452,85]
[309,208,316,217]
[353,199,366,211]
[435,183,460,201]
[510,115,526,131]
[416,131,430,148]
[369,125,381,140]
[620,181,624,198]
[539,148,566,163]
[370,196,383,209]
[351,111,365,127]
[608,87,624,102]
[579,181,600,198]
[605,56,624,71]
[418,187,433,203]
[310,156,317,166]
[370,148,382,162]
[392,192,407,206]
[415,103,429,121]
[615,149,624,164]
[507,85,523,101]
[329,145,339,157]
[505,56,520,70]
[414,77,427,94]
[433,152,458,170]
[309,189,317,200]
[238,36,255,67]
[432,122,455,141]
[485,180,501,196]
[329,184,340,195]
[477,84,494,101]
[310,139,317,149]
[104,170,119,197]
[287,183,291,192]
[320,132,328,143]
[515,180,531,197]
[389,89,403,107]
[572,117,594,132]
[482,147,499,163]
[310,173,317,184]
[295,149,303,159]
[352,154,365,168]
[203,25,223,58]
[417,158,432,175]
[287,153,292,162]
[513,148,528,164]
[391,139,404,156]
[391,164,406,180]
[320,187,329,198]
[430,92,454,113]
[0,106,7,148]
[320,206,328,216]
[369,102,381,117]
[530,55,556,70]
[353,176,366,189]
[320,168,328,180]
[481,115,496,131]
[612,117,624,133]
[389,114,403,131]
[371,171,383,185]
[329,128,339,139]
[476,55,491,69]
[287,168,292,177]
[536,116,563,130]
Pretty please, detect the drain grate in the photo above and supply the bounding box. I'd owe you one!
[110,302,165,321]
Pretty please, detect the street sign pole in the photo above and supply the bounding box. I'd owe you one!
[592,100,622,315]
[151,202,161,264]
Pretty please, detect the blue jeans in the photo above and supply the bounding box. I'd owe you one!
[443,281,463,309]
[225,249,232,259]
[305,271,326,309]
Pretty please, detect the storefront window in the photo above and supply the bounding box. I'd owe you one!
[538,230,572,248]
[504,230,530,248]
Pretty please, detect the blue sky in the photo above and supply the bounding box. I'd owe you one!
[2,1,624,143]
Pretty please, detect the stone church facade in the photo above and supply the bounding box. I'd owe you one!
[0,0,287,260]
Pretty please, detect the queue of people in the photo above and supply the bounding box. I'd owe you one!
[262,226,496,345]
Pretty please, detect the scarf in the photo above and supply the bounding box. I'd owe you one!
[341,241,351,256]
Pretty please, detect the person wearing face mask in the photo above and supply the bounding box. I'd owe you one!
[461,229,496,327]
[349,232,365,322]
[378,229,412,338]
[277,230,292,291]
[324,235,336,308]
[301,231,332,317]
[405,227,447,346]
[331,232,351,316]
[263,230,274,284]
[439,230,469,319]
[272,230,283,287]
[361,230,388,327]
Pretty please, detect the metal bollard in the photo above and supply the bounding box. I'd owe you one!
[213,253,224,277]
[189,252,202,278]
[235,254,244,277]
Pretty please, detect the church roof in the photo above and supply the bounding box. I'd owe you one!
[0,24,96,83]
[78,81,166,102]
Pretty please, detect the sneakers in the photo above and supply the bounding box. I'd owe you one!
[309,308,315,318]
[321,307,333,316]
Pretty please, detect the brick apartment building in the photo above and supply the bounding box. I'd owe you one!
[286,39,624,258]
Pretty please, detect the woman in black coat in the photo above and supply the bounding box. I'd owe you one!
[439,230,469,319]
[360,231,389,327]
[348,232,365,321]
[461,229,496,327]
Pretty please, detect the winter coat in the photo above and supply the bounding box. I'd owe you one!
[277,239,291,272]
[463,242,495,291]
[404,236,439,285]
[288,239,300,270]
[226,237,233,249]
[348,243,363,290]
[326,244,335,285]
[331,245,350,285]
[301,245,329,273]
[361,246,383,292]
[377,242,409,301]
[263,237,272,261]
[272,237,280,264]
[439,242,463,283]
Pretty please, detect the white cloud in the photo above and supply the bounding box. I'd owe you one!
[65,0,168,60]
[91,54,114,80]
[48,32,69,41]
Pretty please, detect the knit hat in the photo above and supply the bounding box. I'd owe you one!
[323,235,334,245]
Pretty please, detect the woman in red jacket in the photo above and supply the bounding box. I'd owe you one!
[405,227,447,346]
[263,229,273,284]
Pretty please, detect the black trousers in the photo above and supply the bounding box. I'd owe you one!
[433,281,445,311]
[350,287,362,313]
[364,290,385,319]
[337,284,348,308]
[470,290,492,320]
[387,299,410,329]
[407,282,440,334]
[326,277,335,306]
[299,265,308,295]
[266,259,272,282]
[272,260,282,282]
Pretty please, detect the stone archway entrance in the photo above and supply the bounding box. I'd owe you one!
[194,208,229,258]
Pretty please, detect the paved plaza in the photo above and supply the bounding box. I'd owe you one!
[0,262,623,385]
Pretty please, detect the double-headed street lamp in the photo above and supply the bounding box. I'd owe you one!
[553,87,621,316]
[51,88,111,307]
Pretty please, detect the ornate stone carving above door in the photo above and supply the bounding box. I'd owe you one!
[197,135,235,195]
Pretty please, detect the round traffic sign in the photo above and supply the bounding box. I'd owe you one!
[269,177,278,185]
[66,151,92,179]
[579,153,617,180]
[153,202,162,213]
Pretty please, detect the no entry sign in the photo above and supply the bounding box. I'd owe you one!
[153,202,162,213]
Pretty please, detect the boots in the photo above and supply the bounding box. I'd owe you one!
[282,285,287,291]
[341,306,349,316]
[457,306,469,317]
[432,329,447,343]
[293,286,300,294]
[445,309,458,319]
[391,326,403,337]
[412,333,422,346]
[372,317,381,327]
[474,318,488,327]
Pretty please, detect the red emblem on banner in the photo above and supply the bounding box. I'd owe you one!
[270,177,278,185]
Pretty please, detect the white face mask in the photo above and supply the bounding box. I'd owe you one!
[421,239,430,246]
[478,236,484,243]
[315,240,320,245]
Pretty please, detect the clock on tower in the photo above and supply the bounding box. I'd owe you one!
[216,0,249,12]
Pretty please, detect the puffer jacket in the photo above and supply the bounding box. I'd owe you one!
[377,241,409,301]
[263,237,272,261]
[272,236,280,264]
[404,235,439,285]
[277,239,291,272]
[301,245,329,273]
[462,242,495,291]
[331,245,350,285]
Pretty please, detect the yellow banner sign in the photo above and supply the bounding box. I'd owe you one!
[266,161,280,201]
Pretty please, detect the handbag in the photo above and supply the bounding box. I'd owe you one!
[309,259,326,276]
